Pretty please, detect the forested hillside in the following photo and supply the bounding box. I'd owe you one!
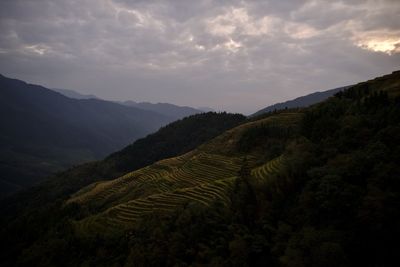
[1,71,399,267]
[0,112,245,246]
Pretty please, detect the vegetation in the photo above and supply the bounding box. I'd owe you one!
[104,111,246,177]
[0,111,245,265]
[1,71,400,266]
[0,73,173,197]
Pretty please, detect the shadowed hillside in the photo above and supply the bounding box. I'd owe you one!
[66,112,301,238]
[0,71,399,266]
[0,74,172,197]
[0,112,245,222]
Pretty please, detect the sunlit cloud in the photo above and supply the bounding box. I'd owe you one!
[356,37,400,55]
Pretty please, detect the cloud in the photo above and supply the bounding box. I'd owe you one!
[0,0,399,114]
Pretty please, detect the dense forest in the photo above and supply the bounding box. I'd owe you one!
[1,71,399,266]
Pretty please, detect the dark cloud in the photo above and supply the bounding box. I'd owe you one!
[0,0,399,114]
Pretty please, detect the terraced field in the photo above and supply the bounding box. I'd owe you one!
[251,156,285,185]
[69,151,244,209]
[70,112,301,236]
[73,156,288,236]
[76,177,238,236]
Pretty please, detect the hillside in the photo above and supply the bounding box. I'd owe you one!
[0,112,245,223]
[67,112,302,235]
[1,71,400,266]
[252,86,348,116]
[0,74,172,197]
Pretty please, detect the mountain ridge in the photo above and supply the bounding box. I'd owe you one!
[121,100,204,120]
[252,86,349,116]
[52,87,209,121]
[0,74,173,197]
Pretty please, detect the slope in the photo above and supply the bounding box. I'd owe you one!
[0,74,171,196]
[68,112,302,236]
[0,112,245,221]
[1,70,400,266]
[0,111,246,266]
[67,70,400,266]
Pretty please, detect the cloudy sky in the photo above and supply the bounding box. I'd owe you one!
[0,0,399,114]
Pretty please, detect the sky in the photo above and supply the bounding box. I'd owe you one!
[0,0,399,114]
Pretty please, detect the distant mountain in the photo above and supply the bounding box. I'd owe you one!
[197,106,215,112]
[52,88,99,100]
[121,100,204,121]
[54,88,206,121]
[0,74,172,197]
[251,86,349,116]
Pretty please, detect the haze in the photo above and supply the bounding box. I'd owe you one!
[0,0,399,114]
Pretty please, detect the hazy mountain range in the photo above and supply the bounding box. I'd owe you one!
[53,88,209,120]
[120,101,205,120]
[0,74,176,197]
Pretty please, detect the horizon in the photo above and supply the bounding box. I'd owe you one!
[0,0,399,114]
[0,71,356,116]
